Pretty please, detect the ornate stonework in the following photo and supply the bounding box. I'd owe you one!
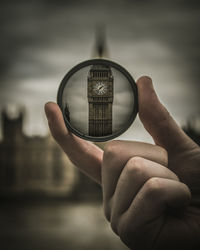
[87,65,113,136]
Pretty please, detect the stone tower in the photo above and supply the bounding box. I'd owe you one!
[87,65,113,136]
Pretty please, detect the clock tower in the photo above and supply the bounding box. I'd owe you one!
[87,65,114,136]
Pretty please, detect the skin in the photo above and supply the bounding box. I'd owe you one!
[44,76,200,250]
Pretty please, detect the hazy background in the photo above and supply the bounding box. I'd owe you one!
[0,0,200,142]
[0,0,200,250]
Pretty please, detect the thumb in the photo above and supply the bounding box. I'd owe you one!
[44,102,103,184]
[136,76,197,153]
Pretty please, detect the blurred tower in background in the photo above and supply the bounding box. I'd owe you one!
[0,110,77,197]
[0,109,102,200]
[93,25,109,58]
[183,117,200,146]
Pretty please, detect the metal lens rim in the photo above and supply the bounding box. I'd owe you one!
[57,58,138,142]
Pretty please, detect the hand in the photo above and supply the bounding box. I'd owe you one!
[45,76,200,250]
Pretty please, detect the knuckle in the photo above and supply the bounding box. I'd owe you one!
[103,141,121,165]
[125,157,146,178]
[145,177,163,196]
[104,141,120,157]
[127,156,144,166]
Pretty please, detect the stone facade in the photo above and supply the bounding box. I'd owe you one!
[0,110,101,199]
[88,65,113,136]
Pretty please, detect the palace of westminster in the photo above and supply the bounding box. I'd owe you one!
[0,110,102,200]
[0,31,109,200]
[0,33,199,201]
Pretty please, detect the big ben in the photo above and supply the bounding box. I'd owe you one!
[87,65,114,136]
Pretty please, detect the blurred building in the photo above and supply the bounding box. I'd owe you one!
[0,110,101,200]
[183,118,200,146]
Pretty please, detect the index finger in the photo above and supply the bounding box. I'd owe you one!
[45,102,103,184]
[136,76,198,154]
[102,140,168,205]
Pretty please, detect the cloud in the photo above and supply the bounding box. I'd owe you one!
[0,0,199,141]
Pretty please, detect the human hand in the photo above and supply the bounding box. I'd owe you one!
[45,76,200,250]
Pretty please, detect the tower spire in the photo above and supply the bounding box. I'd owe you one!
[93,25,109,58]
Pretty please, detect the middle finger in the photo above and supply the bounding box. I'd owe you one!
[102,140,168,205]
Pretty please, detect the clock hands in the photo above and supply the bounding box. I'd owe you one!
[98,85,104,90]
[93,82,108,95]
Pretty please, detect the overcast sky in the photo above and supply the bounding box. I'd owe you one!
[0,0,200,142]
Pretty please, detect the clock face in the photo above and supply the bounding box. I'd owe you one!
[93,81,108,95]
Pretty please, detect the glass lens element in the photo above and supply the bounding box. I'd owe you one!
[57,59,138,142]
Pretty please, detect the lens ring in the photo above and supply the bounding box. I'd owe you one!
[57,58,138,142]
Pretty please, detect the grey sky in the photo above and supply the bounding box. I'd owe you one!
[0,0,200,142]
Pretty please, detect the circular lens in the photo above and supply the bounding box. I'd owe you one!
[57,59,138,142]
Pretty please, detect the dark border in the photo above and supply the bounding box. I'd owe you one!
[57,58,138,142]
